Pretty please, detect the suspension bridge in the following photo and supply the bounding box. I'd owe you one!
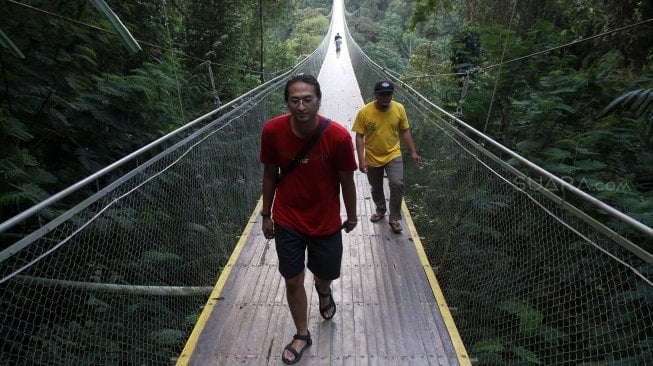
[1,0,652,365]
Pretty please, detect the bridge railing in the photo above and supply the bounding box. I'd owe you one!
[345,12,653,366]
[0,22,332,366]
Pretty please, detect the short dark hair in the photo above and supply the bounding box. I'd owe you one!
[284,74,322,102]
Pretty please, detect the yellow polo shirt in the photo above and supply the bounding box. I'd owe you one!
[352,101,409,167]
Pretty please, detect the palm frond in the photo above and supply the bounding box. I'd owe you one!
[88,0,142,54]
[598,89,653,119]
[0,27,24,59]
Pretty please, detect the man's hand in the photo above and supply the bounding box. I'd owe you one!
[341,219,358,233]
[359,161,368,174]
[262,216,275,239]
[411,152,421,168]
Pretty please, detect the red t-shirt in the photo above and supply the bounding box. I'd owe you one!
[260,114,357,235]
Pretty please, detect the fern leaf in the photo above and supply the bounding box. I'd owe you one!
[74,147,102,173]
[0,183,49,206]
[2,117,34,142]
[16,182,50,203]
[511,346,543,364]
[29,168,58,185]
[0,190,26,206]
[472,338,504,353]
[0,160,29,180]
[574,159,607,171]
[542,147,572,160]
[15,148,38,167]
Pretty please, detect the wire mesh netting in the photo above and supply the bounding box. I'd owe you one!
[0,32,330,365]
[2,5,652,364]
[345,14,653,365]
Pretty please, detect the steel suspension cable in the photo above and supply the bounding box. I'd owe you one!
[482,17,653,71]
[4,0,274,76]
[404,17,653,80]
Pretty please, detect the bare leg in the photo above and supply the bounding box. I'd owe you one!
[314,276,335,319]
[283,270,309,362]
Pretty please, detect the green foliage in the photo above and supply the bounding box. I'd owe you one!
[2,1,651,365]
[348,0,419,71]
[287,15,329,60]
[0,1,321,365]
[378,12,403,48]
[0,27,24,59]
[410,0,454,28]
[599,88,653,119]
[450,29,481,72]
[350,15,379,44]
[149,329,184,346]
[88,0,141,54]
[382,1,653,364]
[598,88,653,150]
[364,44,410,73]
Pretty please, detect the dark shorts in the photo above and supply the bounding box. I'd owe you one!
[274,224,343,280]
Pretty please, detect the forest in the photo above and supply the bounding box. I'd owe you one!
[2,0,651,248]
[344,1,653,364]
[346,0,653,251]
[1,0,652,365]
[0,0,331,243]
[2,1,651,247]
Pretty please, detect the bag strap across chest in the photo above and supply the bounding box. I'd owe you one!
[277,118,331,183]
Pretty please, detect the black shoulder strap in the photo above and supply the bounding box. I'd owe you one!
[278,118,331,183]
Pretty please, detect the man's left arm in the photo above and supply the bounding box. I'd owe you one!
[401,129,421,167]
[338,170,357,233]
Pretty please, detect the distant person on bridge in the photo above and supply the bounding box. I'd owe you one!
[352,80,421,234]
[334,32,343,57]
[259,74,358,364]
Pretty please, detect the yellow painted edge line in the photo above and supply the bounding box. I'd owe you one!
[176,198,263,365]
[402,200,472,366]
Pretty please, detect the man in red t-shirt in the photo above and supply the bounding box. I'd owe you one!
[260,74,357,365]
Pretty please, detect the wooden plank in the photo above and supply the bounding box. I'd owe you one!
[182,1,469,361]
[193,263,248,355]
[188,176,465,366]
[217,281,256,355]
[359,222,381,359]
[241,263,280,357]
[263,285,288,365]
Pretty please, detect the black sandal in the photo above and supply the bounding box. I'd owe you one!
[315,284,336,320]
[282,331,312,365]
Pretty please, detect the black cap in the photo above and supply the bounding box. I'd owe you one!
[374,80,394,92]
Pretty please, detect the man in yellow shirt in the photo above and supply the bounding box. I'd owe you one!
[352,80,421,233]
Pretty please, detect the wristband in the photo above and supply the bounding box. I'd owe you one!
[260,211,271,217]
[347,219,358,225]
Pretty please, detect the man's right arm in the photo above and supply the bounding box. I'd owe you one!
[355,133,367,173]
[261,164,277,238]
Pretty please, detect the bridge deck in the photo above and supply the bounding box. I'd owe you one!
[176,2,468,365]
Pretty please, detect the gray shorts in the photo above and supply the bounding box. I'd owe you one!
[274,224,343,280]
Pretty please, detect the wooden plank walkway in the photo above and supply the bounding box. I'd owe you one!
[175,1,469,365]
